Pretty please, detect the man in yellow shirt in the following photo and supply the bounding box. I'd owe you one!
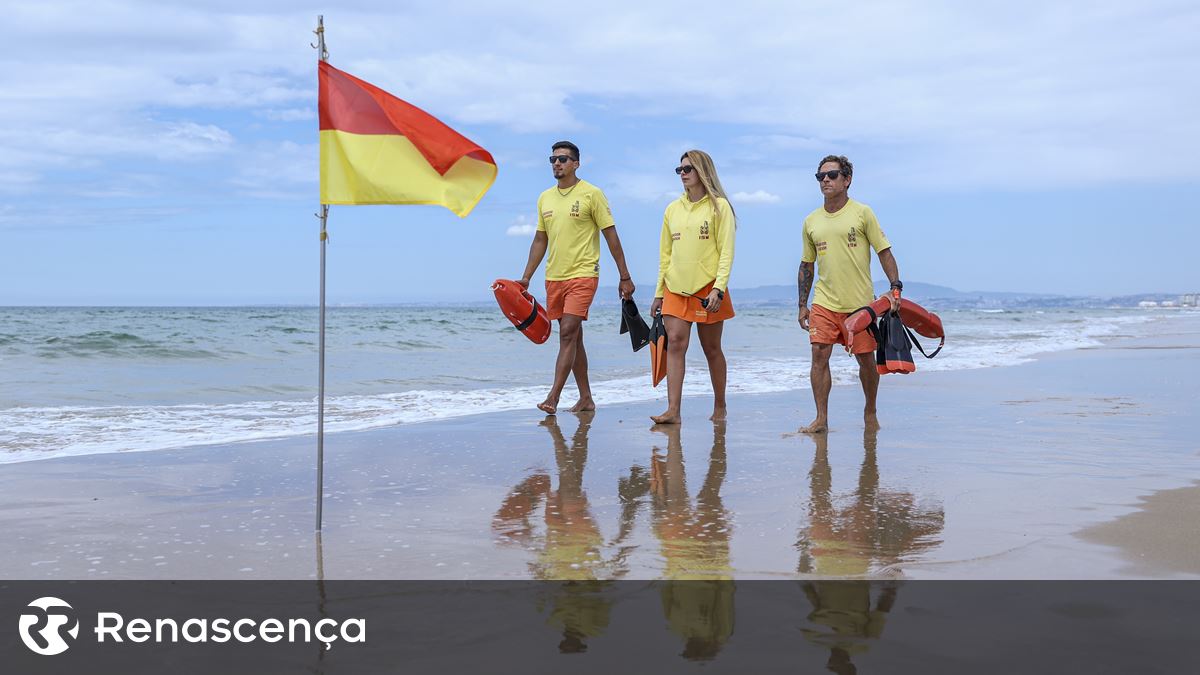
[519,141,636,414]
[797,155,903,433]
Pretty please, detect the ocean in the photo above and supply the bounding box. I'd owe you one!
[0,304,1183,464]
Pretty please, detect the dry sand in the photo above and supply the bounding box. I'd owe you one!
[1078,482,1200,576]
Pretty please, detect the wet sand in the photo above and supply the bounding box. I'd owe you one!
[1,314,1197,580]
[1077,482,1200,576]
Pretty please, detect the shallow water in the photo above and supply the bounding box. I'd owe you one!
[0,305,1184,463]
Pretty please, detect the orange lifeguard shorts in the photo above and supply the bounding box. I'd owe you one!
[545,277,599,320]
[809,303,876,354]
[661,281,735,324]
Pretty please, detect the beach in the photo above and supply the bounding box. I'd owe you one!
[2,312,1197,580]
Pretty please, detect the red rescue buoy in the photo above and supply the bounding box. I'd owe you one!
[844,297,944,344]
[492,279,552,344]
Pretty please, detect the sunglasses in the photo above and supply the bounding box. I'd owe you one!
[675,165,695,175]
[549,155,576,164]
[815,170,847,181]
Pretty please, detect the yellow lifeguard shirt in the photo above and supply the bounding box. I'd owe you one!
[656,194,736,297]
[801,199,891,313]
[536,180,615,281]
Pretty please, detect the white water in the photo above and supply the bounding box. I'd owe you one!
[0,306,1171,463]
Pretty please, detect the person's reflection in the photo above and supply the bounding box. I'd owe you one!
[797,426,945,674]
[650,422,734,661]
[492,413,610,652]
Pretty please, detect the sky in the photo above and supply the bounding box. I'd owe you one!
[1,0,1197,305]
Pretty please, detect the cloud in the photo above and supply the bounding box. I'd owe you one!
[0,170,41,195]
[0,204,189,231]
[229,141,317,200]
[256,108,315,122]
[1,0,1196,202]
[506,215,536,236]
[735,135,829,152]
[731,190,781,204]
[606,171,681,204]
[161,122,235,155]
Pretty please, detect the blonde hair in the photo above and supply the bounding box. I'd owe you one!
[681,149,735,217]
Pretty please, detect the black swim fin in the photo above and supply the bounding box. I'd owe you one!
[870,311,916,374]
[620,298,651,352]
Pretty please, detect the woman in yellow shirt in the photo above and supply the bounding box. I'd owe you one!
[650,150,736,424]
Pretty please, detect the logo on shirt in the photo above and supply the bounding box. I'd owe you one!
[700,221,710,240]
[815,241,828,256]
[570,200,580,218]
[672,232,681,241]
[847,227,858,248]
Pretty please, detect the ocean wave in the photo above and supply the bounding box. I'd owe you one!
[34,331,221,359]
[0,312,1158,464]
[263,325,311,335]
[351,339,444,350]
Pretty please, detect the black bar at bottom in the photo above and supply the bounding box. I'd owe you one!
[2,581,1195,674]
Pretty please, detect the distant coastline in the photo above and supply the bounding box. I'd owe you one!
[589,281,1197,310]
[4,281,1197,309]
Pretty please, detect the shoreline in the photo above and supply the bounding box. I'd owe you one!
[0,315,1197,580]
[3,308,1190,466]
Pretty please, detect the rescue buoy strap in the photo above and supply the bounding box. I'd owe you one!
[856,305,878,323]
[515,300,540,331]
[905,326,943,358]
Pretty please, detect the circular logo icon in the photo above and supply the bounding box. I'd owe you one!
[18,597,79,656]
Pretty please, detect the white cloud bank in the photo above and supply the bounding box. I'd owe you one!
[732,190,781,204]
[1,0,1196,197]
[506,215,536,236]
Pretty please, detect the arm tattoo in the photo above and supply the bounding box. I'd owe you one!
[797,262,814,307]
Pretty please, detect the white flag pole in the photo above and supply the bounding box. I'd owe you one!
[313,16,330,533]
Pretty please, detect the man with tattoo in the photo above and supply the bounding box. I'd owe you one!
[797,155,902,433]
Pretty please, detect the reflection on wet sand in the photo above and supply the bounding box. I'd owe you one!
[493,413,606,579]
[491,419,947,665]
[649,422,732,579]
[492,413,615,652]
[650,422,734,660]
[797,427,945,673]
[798,426,944,576]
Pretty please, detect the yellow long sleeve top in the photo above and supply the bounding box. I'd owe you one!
[655,194,736,297]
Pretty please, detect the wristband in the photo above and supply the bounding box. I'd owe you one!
[890,280,903,291]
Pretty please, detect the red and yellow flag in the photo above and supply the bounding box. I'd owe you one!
[318,61,496,217]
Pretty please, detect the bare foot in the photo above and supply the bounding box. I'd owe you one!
[650,410,681,424]
[864,410,880,430]
[797,417,828,434]
[568,397,595,413]
[709,405,727,422]
[537,396,558,415]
